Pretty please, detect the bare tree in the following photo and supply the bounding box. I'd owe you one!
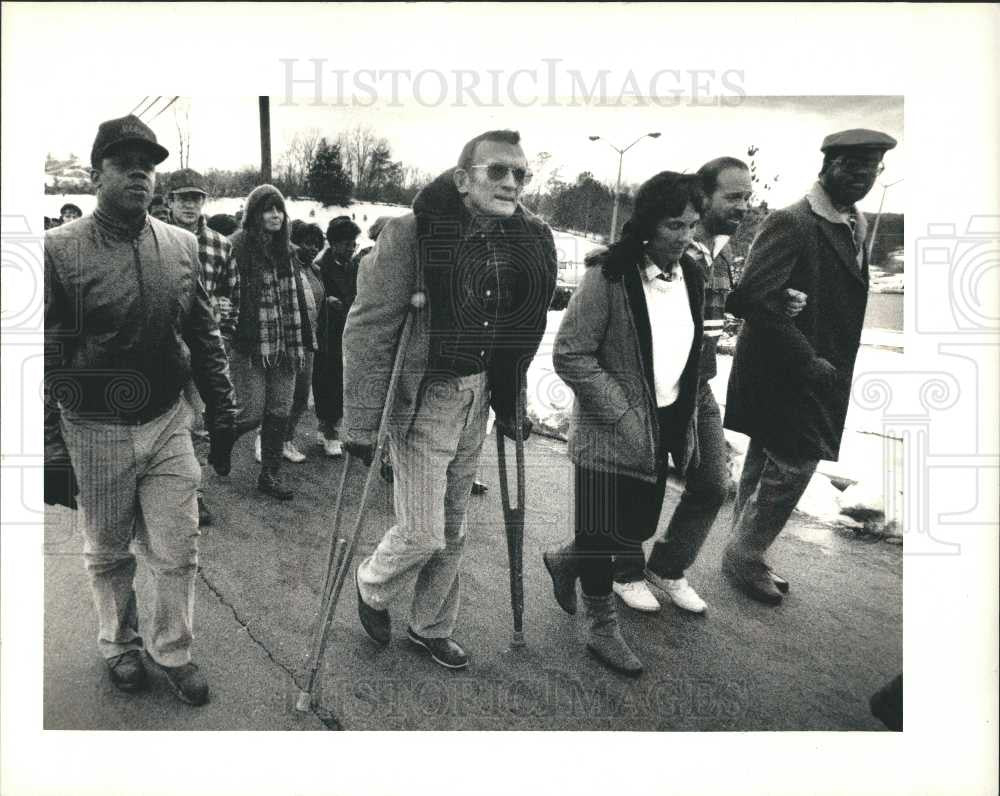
[336,124,386,197]
[278,128,322,196]
[173,98,192,169]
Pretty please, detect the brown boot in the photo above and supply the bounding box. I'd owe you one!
[722,545,783,605]
[582,594,642,676]
[542,542,578,615]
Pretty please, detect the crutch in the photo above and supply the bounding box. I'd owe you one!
[496,382,527,648]
[296,292,424,712]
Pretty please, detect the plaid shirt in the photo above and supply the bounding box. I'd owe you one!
[687,227,738,381]
[190,215,239,338]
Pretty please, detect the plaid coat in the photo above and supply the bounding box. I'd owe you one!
[192,215,239,339]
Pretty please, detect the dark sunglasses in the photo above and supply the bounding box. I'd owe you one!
[470,163,533,186]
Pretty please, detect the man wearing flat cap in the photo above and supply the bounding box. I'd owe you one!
[722,128,897,604]
[167,168,240,527]
[44,114,239,705]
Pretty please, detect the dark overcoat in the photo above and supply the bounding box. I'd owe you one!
[723,188,869,461]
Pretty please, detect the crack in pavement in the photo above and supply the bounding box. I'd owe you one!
[197,566,341,730]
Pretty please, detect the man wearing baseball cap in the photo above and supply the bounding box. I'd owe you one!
[167,168,240,527]
[44,114,240,705]
[722,128,897,604]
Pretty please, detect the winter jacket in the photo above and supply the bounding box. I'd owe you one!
[343,170,557,442]
[687,224,741,382]
[553,248,704,483]
[723,182,869,461]
[44,210,237,465]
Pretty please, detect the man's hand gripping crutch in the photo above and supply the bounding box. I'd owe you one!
[296,291,425,713]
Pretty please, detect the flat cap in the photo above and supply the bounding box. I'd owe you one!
[91,114,169,167]
[168,168,208,195]
[821,128,897,153]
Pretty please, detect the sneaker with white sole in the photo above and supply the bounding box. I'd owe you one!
[282,441,306,463]
[646,572,707,614]
[253,434,262,463]
[612,579,660,612]
[323,438,343,458]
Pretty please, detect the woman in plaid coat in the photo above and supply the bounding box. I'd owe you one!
[229,184,316,499]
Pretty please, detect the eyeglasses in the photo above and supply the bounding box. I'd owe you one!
[470,163,533,186]
[832,157,885,176]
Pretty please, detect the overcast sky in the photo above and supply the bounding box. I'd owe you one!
[44,93,904,213]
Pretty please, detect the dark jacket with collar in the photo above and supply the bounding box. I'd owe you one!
[553,247,705,483]
[44,210,237,465]
[342,170,557,442]
[687,224,741,382]
[723,183,869,461]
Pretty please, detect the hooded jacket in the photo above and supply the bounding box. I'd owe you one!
[342,169,558,442]
[44,209,237,464]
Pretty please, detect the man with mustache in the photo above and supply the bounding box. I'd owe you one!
[343,130,557,669]
[722,129,897,604]
[44,115,239,705]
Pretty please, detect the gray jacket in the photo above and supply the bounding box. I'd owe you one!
[553,250,704,483]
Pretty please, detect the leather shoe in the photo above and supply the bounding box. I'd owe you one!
[769,569,790,594]
[148,657,209,706]
[356,570,390,646]
[722,550,783,605]
[406,626,468,669]
[107,649,147,693]
[470,480,488,496]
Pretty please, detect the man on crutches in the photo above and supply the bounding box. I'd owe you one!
[342,130,557,669]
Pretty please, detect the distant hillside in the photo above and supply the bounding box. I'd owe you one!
[45,153,93,194]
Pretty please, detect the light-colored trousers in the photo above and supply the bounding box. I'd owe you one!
[357,371,490,638]
[61,400,201,667]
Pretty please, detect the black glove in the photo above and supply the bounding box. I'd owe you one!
[344,441,375,467]
[44,463,78,510]
[208,426,237,476]
[496,415,533,442]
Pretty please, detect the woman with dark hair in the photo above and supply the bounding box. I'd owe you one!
[312,215,361,457]
[228,185,316,499]
[547,172,705,675]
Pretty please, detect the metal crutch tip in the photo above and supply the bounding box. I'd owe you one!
[295,691,312,712]
[510,631,526,648]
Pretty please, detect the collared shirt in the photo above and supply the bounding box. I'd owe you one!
[805,181,867,268]
[426,215,519,377]
[640,255,695,407]
[171,214,240,338]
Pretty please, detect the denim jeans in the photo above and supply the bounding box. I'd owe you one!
[61,400,201,667]
[227,346,297,431]
[728,437,819,561]
[286,351,314,441]
[357,372,489,638]
[619,383,730,582]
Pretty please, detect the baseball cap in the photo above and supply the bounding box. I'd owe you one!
[90,114,169,168]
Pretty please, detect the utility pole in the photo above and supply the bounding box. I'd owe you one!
[259,97,272,183]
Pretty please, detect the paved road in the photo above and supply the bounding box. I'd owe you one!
[44,422,902,731]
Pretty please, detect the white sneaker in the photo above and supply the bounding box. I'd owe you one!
[612,580,660,612]
[254,434,262,463]
[646,572,707,614]
[323,438,343,458]
[282,441,306,463]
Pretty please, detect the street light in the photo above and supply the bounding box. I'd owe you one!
[589,132,661,242]
[867,177,904,264]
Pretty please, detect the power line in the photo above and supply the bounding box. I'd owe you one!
[136,96,162,119]
[128,96,149,116]
[147,96,180,123]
